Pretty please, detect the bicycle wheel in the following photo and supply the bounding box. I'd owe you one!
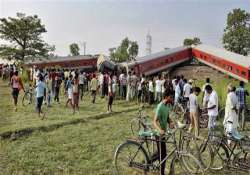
[181,135,213,171]
[22,92,30,106]
[114,140,149,175]
[170,152,204,175]
[210,142,229,170]
[130,118,141,136]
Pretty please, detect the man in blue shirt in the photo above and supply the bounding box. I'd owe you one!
[36,75,46,119]
[236,81,249,130]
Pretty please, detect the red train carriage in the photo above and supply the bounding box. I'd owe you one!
[192,45,250,82]
[124,46,192,76]
[26,55,97,71]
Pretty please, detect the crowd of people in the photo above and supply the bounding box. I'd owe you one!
[1,65,249,136]
[2,65,250,175]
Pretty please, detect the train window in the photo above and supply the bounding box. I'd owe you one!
[236,69,240,74]
[212,59,216,63]
[165,59,169,63]
[228,66,233,71]
[242,71,246,77]
[200,54,202,58]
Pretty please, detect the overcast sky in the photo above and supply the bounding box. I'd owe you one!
[0,0,249,56]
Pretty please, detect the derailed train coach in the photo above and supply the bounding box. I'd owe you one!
[121,46,192,76]
[192,45,250,82]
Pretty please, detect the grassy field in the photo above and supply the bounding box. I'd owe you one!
[1,78,250,175]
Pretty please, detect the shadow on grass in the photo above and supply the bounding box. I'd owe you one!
[0,107,139,141]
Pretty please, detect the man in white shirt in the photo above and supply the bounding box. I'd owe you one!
[223,86,239,138]
[155,75,162,102]
[79,71,84,100]
[148,77,154,105]
[202,78,212,107]
[183,79,192,100]
[189,87,201,137]
[98,72,104,98]
[174,79,181,104]
[36,75,46,119]
[205,85,218,135]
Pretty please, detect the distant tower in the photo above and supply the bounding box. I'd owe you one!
[146,31,152,55]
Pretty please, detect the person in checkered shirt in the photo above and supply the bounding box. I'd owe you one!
[236,81,249,131]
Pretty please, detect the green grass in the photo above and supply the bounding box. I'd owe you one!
[1,78,250,175]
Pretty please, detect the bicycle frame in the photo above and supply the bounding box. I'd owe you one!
[129,127,185,170]
[213,135,250,171]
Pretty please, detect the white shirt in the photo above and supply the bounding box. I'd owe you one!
[172,79,177,90]
[79,74,84,85]
[36,81,46,98]
[202,83,212,105]
[207,90,218,116]
[161,80,165,93]
[138,82,142,91]
[223,92,238,129]
[189,93,198,113]
[149,81,154,92]
[98,73,104,85]
[155,80,162,92]
[175,84,181,103]
[183,83,192,98]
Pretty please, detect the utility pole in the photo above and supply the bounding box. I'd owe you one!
[79,41,86,55]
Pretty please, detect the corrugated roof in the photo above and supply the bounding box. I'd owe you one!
[194,44,250,68]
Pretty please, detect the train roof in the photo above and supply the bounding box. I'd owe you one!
[194,44,250,68]
[26,55,97,65]
[133,46,189,65]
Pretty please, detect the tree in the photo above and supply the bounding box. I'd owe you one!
[69,43,80,56]
[109,37,139,62]
[183,37,202,46]
[223,8,250,56]
[0,13,54,62]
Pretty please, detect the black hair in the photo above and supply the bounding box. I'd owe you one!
[14,71,18,76]
[205,84,213,92]
[193,87,201,93]
[39,75,44,81]
[163,90,172,98]
[206,78,210,83]
[183,79,187,83]
[231,86,236,92]
[239,81,244,87]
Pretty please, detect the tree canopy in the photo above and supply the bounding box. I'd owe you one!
[223,8,250,56]
[69,43,80,56]
[183,37,202,46]
[0,13,54,62]
[109,37,139,62]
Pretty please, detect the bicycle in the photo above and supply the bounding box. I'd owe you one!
[130,106,152,136]
[114,122,204,175]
